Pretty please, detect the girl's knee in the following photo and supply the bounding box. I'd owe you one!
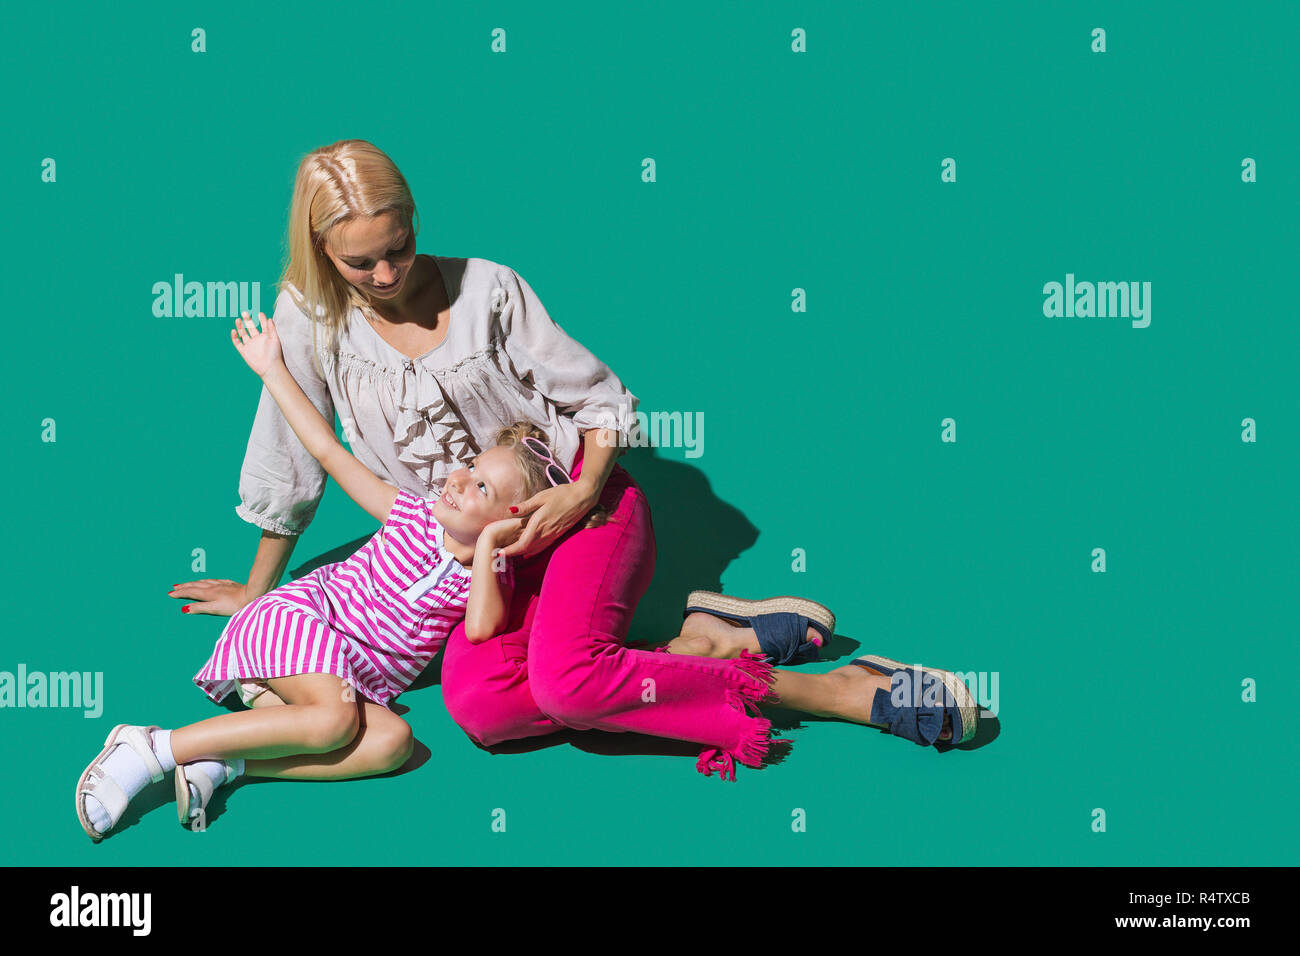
[375,719,414,771]
[302,704,361,753]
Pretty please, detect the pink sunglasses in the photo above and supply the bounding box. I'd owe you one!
[520,437,572,487]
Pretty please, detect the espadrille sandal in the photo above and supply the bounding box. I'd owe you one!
[74,723,164,842]
[175,760,240,827]
[684,591,835,666]
[850,655,978,745]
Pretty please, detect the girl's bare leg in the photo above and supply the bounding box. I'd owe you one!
[244,701,415,780]
[170,673,361,764]
[193,679,414,780]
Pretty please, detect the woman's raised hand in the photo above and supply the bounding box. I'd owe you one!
[231,311,283,379]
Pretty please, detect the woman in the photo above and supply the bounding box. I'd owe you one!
[172,140,975,787]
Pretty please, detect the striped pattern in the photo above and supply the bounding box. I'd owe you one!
[193,490,478,707]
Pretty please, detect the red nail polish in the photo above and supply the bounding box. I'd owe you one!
[509,506,518,513]
[182,605,191,613]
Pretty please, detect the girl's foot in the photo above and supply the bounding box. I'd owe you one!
[667,612,823,659]
[75,725,178,840]
[176,758,244,827]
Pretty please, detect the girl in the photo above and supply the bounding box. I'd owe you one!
[75,313,577,841]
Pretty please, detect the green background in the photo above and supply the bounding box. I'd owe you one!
[2,1,1295,865]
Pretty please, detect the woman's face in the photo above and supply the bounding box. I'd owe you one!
[323,211,418,302]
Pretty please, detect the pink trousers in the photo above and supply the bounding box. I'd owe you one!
[440,461,782,780]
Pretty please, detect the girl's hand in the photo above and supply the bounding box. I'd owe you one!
[231,311,284,379]
[498,481,600,559]
[480,516,528,553]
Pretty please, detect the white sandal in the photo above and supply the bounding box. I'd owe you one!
[74,724,164,842]
[175,760,238,827]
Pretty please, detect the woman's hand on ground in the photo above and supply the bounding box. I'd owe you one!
[169,579,254,617]
[230,311,284,379]
[497,482,599,559]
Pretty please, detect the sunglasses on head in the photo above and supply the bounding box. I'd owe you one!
[520,436,572,487]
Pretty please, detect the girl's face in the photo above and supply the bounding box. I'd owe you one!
[434,446,528,542]
[323,211,418,303]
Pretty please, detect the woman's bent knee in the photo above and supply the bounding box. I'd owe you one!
[529,646,608,728]
[443,689,518,747]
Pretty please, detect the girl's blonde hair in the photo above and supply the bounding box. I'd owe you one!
[494,422,610,529]
[278,139,418,351]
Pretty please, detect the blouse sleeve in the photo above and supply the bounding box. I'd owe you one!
[496,266,639,443]
[234,289,335,536]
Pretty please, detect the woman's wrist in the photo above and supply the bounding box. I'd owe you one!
[574,472,603,507]
[574,428,618,505]
[246,529,297,598]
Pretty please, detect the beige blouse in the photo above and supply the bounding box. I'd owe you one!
[236,255,638,535]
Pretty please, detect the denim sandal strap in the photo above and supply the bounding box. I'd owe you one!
[868,684,946,746]
[751,612,822,666]
[682,604,821,666]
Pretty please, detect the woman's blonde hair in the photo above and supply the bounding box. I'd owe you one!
[494,422,610,529]
[278,140,418,351]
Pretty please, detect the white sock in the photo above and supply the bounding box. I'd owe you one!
[85,728,177,834]
[182,757,246,820]
[151,729,178,773]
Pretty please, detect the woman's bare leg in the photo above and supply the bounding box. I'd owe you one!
[663,612,766,657]
[664,615,881,716]
[665,618,954,736]
[767,664,888,721]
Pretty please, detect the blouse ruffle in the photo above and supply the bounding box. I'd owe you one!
[391,361,477,471]
[236,257,637,536]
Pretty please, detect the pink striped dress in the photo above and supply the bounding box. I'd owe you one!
[194,489,490,707]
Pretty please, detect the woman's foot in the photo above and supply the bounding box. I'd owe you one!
[824,663,954,741]
[665,612,824,659]
[677,591,832,666]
